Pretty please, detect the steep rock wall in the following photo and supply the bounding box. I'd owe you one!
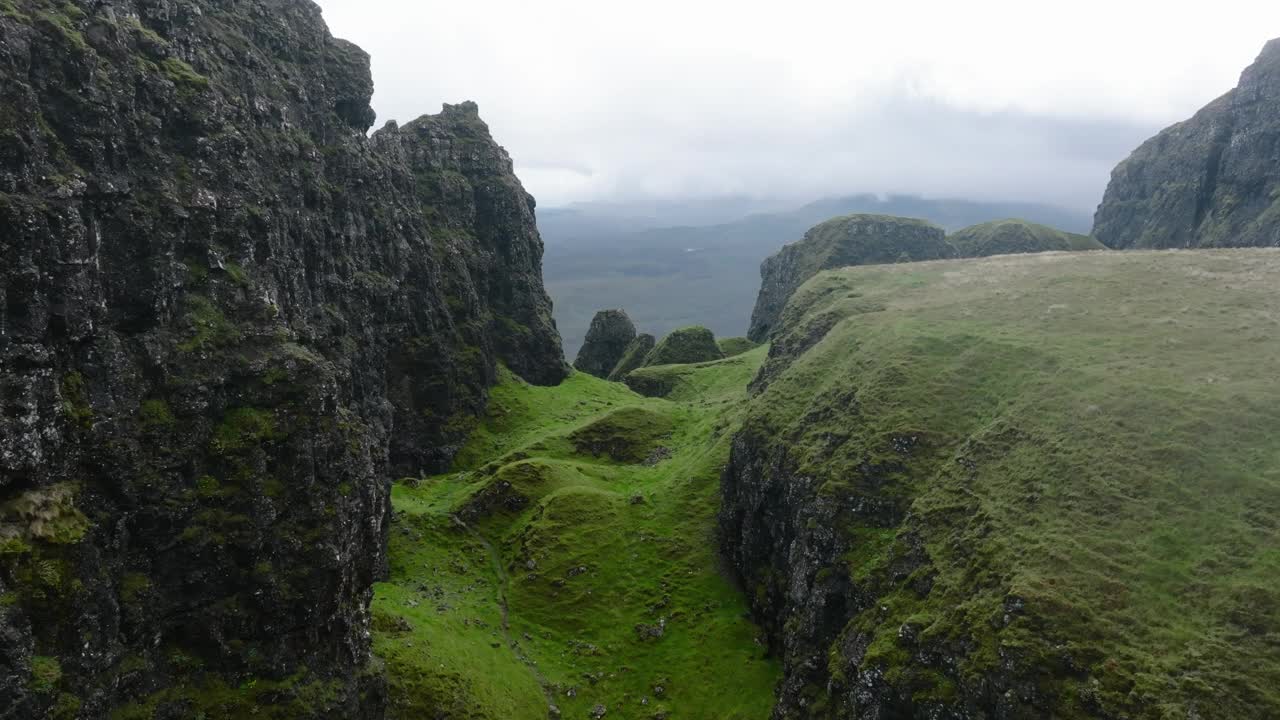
[572,308,635,378]
[1093,38,1280,248]
[0,1,564,716]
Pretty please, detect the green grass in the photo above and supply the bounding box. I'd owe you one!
[744,249,1280,717]
[374,346,779,719]
[625,351,766,400]
[948,218,1106,257]
[717,336,759,358]
[160,57,209,91]
[30,655,61,693]
[643,325,724,367]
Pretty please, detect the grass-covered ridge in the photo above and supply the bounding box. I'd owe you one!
[373,348,779,718]
[742,249,1280,717]
[948,218,1105,257]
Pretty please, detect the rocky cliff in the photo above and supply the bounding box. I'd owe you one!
[747,214,952,342]
[1093,38,1280,248]
[0,1,564,717]
[572,308,635,378]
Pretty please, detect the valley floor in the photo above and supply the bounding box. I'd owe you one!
[371,348,779,719]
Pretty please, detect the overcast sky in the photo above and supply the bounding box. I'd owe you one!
[314,0,1280,211]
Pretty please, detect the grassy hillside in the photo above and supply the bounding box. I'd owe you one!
[738,249,1280,717]
[948,218,1105,256]
[372,349,779,718]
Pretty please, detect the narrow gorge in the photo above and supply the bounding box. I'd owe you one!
[2,3,1279,720]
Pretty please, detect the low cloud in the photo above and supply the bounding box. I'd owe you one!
[315,0,1279,210]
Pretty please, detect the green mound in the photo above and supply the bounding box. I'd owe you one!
[373,345,778,718]
[607,333,656,381]
[622,350,766,400]
[643,326,724,367]
[623,367,681,399]
[568,406,674,463]
[949,218,1105,257]
[732,249,1280,717]
[717,336,759,358]
[748,213,953,341]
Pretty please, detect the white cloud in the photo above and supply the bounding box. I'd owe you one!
[314,0,1280,208]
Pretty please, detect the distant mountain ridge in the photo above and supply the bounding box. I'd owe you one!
[544,194,1094,354]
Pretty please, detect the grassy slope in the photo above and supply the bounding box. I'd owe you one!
[948,218,1106,257]
[748,249,1280,716]
[374,348,779,719]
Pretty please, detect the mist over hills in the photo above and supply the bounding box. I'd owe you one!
[543,193,1094,354]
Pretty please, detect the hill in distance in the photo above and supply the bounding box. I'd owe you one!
[543,194,1094,355]
[951,218,1106,257]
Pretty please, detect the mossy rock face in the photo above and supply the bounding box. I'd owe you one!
[948,218,1104,257]
[606,333,655,381]
[0,1,565,716]
[643,326,724,367]
[1094,38,1280,249]
[748,214,953,341]
[573,309,636,378]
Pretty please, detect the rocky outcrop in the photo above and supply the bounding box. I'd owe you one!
[949,219,1103,257]
[1093,38,1280,248]
[607,333,655,381]
[643,326,724,367]
[747,214,952,341]
[0,2,564,717]
[573,309,636,378]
